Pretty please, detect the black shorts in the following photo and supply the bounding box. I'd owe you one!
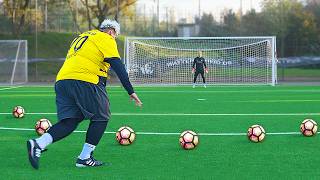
[194,70,204,76]
[55,77,110,122]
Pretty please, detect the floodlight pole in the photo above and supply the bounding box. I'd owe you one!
[240,0,243,19]
[75,0,78,32]
[35,0,38,58]
[198,0,201,18]
[157,0,159,31]
[45,0,48,32]
[116,0,119,21]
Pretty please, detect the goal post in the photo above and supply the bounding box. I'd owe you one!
[0,40,28,85]
[125,37,277,86]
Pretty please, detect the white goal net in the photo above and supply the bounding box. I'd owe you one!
[125,37,277,85]
[0,40,28,85]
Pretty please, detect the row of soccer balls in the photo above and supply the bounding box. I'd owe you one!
[13,106,318,150]
[32,119,318,150]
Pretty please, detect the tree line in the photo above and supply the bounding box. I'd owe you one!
[0,0,319,57]
[198,0,320,57]
[0,0,136,35]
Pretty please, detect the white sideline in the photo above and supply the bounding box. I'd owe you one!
[0,86,22,91]
[1,112,320,116]
[0,126,315,136]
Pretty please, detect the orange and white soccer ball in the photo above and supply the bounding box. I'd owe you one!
[179,130,199,150]
[12,106,25,118]
[300,119,317,137]
[35,118,52,136]
[116,126,136,145]
[247,125,266,143]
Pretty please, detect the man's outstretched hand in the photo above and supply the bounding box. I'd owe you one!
[130,93,143,107]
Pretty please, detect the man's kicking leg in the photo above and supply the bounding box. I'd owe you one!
[27,117,82,169]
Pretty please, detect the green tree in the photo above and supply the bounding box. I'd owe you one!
[305,0,320,53]
[241,10,270,36]
[198,13,221,36]
[222,10,240,36]
[261,0,318,56]
[286,4,318,56]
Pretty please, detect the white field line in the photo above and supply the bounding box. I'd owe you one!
[234,100,320,102]
[1,112,320,116]
[0,127,315,136]
[1,90,320,93]
[0,93,318,103]
[1,93,319,103]
[0,85,121,88]
[0,86,23,91]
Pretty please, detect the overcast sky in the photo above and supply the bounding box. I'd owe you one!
[137,0,263,22]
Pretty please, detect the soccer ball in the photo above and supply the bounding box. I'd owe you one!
[179,130,199,150]
[247,125,266,143]
[116,126,136,145]
[300,119,317,137]
[12,106,25,118]
[35,118,52,136]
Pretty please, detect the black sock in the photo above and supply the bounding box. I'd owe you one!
[48,118,82,143]
[85,120,108,146]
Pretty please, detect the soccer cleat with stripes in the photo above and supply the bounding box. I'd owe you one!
[76,155,104,167]
[27,139,46,169]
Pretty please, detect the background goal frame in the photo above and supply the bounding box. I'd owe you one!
[0,40,28,85]
[125,37,277,86]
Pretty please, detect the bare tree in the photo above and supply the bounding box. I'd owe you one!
[80,0,137,29]
[3,0,31,36]
[67,0,81,32]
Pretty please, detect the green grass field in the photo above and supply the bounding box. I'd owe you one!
[1,85,320,179]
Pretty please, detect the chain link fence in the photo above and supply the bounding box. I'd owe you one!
[25,57,320,84]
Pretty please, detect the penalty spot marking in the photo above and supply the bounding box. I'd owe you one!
[1,112,320,116]
[197,99,206,101]
[0,127,314,136]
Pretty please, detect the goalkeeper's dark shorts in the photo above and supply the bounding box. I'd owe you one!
[55,77,110,122]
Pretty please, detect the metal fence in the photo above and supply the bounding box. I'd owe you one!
[26,57,320,84]
[278,57,320,82]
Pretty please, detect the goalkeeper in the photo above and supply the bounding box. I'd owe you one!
[192,50,208,88]
[27,19,142,169]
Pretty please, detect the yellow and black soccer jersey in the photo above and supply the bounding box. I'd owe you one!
[56,29,120,84]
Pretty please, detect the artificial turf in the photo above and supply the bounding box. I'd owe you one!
[0,85,319,179]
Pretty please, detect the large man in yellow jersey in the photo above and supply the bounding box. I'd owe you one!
[27,19,142,169]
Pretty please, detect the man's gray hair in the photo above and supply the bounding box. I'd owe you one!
[100,19,120,36]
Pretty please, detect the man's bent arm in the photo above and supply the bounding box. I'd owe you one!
[104,58,134,95]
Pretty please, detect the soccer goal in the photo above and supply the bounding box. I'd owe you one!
[125,37,277,86]
[0,40,28,85]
